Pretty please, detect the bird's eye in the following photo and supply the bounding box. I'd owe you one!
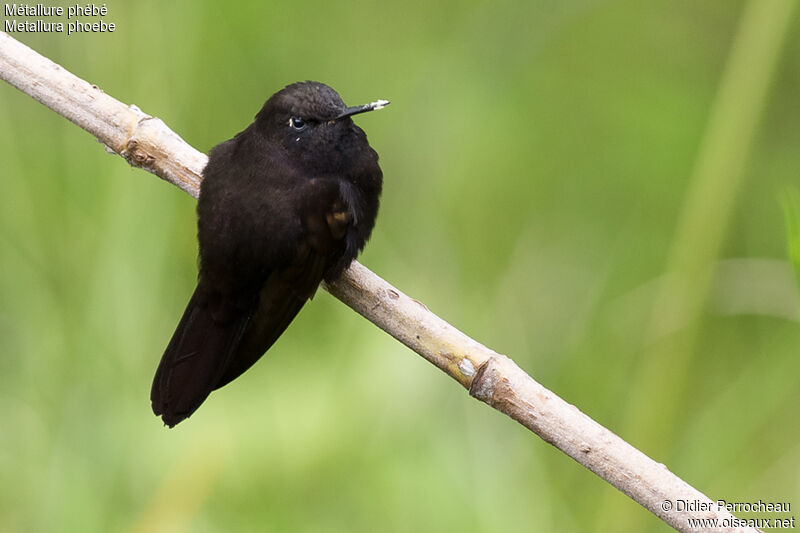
[290,116,307,131]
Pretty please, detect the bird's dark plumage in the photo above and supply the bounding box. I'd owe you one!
[151,81,385,427]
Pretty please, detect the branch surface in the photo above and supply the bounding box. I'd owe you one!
[0,31,758,533]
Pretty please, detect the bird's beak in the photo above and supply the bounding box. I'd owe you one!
[335,99,390,120]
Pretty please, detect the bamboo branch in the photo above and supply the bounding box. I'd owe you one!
[0,31,758,533]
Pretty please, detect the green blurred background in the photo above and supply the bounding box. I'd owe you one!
[1,1,799,531]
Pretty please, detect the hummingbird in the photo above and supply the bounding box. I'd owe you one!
[151,81,388,427]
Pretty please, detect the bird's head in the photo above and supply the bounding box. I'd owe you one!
[254,81,388,172]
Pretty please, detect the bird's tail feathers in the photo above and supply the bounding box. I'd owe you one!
[150,287,249,427]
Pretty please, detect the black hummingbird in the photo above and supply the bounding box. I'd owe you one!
[151,81,388,427]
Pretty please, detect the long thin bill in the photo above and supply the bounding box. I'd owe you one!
[336,99,390,119]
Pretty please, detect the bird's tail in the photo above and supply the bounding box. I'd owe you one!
[150,287,250,427]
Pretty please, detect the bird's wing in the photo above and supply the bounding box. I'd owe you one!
[213,182,354,389]
[151,179,354,426]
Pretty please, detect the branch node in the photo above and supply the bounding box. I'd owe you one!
[468,356,494,399]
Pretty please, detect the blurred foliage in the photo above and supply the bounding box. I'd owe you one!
[782,187,800,287]
[1,1,799,532]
